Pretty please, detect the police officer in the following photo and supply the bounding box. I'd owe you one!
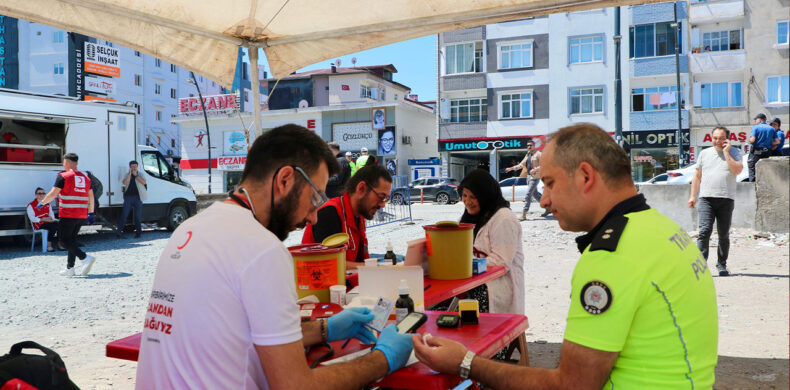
[747,113,779,181]
[39,153,96,276]
[412,124,718,389]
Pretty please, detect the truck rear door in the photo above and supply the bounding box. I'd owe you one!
[107,111,136,206]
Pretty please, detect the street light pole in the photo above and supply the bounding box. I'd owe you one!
[672,2,684,167]
[614,6,623,147]
[190,71,212,193]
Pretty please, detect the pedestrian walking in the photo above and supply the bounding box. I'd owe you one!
[38,153,96,276]
[26,187,59,252]
[117,160,147,238]
[504,139,550,220]
[325,142,351,198]
[689,127,743,276]
[770,118,785,156]
[747,113,779,181]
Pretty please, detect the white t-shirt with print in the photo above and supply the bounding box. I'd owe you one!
[135,202,302,390]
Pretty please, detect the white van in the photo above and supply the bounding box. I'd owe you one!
[0,89,196,241]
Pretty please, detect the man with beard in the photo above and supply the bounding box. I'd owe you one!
[302,164,392,269]
[136,125,413,389]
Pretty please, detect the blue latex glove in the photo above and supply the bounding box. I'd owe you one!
[36,202,45,210]
[326,307,376,344]
[373,324,414,375]
[86,213,96,225]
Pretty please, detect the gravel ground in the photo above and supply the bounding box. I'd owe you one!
[0,202,787,389]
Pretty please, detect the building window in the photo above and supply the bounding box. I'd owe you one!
[778,21,789,45]
[52,31,64,43]
[569,35,603,64]
[699,82,741,108]
[444,42,483,75]
[449,98,487,123]
[154,84,161,95]
[499,91,532,119]
[53,63,64,75]
[135,50,141,57]
[170,88,177,99]
[570,87,604,114]
[632,86,680,111]
[155,111,162,121]
[134,74,142,86]
[154,58,161,67]
[379,86,386,100]
[766,75,790,104]
[629,22,681,58]
[170,64,177,73]
[497,40,533,69]
[360,84,372,99]
[243,63,249,80]
[702,29,742,52]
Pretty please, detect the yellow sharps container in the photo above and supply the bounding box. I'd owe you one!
[423,222,474,280]
[288,244,346,302]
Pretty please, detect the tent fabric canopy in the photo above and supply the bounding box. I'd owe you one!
[0,0,658,88]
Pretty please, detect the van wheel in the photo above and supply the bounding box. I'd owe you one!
[167,205,188,231]
[436,192,449,205]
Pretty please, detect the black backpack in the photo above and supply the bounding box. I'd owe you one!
[84,171,103,206]
[0,341,79,390]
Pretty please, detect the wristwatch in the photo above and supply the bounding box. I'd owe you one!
[458,350,476,379]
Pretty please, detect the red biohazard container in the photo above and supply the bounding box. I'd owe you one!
[288,244,347,302]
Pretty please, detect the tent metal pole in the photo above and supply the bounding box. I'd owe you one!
[249,47,263,137]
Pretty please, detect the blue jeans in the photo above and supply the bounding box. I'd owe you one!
[522,178,541,212]
[118,195,143,234]
[696,197,734,267]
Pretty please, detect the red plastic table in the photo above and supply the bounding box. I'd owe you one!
[306,311,528,389]
[108,311,528,390]
[346,265,506,308]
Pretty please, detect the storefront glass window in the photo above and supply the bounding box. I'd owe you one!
[630,148,680,183]
[225,171,243,192]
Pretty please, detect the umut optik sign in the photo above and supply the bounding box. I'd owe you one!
[439,137,535,152]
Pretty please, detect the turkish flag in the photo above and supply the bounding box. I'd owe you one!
[341,84,350,91]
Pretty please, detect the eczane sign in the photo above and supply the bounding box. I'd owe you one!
[179,94,239,116]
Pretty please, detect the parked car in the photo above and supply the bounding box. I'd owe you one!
[389,177,460,205]
[499,177,544,202]
[640,154,750,185]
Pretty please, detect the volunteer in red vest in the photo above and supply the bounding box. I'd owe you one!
[26,187,59,252]
[302,164,392,269]
[39,153,96,276]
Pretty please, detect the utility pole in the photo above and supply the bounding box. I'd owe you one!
[614,6,623,147]
[190,71,212,193]
[672,2,684,167]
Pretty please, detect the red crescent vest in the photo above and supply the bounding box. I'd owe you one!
[58,170,91,219]
[302,193,368,262]
[28,199,52,230]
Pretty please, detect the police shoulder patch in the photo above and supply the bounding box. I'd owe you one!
[580,280,612,315]
[589,215,629,252]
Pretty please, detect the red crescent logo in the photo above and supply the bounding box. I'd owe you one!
[177,231,193,250]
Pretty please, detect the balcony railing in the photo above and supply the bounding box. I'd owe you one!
[689,49,746,73]
[689,0,744,24]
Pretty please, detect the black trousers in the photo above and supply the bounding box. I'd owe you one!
[747,149,772,182]
[696,197,734,267]
[38,222,59,243]
[58,218,86,268]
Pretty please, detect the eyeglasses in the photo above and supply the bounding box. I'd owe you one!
[293,166,329,210]
[366,184,390,203]
[36,192,46,195]
[526,144,535,148]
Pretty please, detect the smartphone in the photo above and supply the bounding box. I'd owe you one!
[396,312,428,334]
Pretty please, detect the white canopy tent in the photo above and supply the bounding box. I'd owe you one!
[0,0,658,134]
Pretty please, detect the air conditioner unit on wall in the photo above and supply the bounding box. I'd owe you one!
[402,135,412,145]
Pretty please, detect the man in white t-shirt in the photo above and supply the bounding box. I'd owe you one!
[136,124,413,389]
[688,126,743,276]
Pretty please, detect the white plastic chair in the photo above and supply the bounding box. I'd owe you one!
[28,216,48,253]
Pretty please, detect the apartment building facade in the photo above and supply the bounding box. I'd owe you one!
[3,17,256,161]
[687,0,789,158]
